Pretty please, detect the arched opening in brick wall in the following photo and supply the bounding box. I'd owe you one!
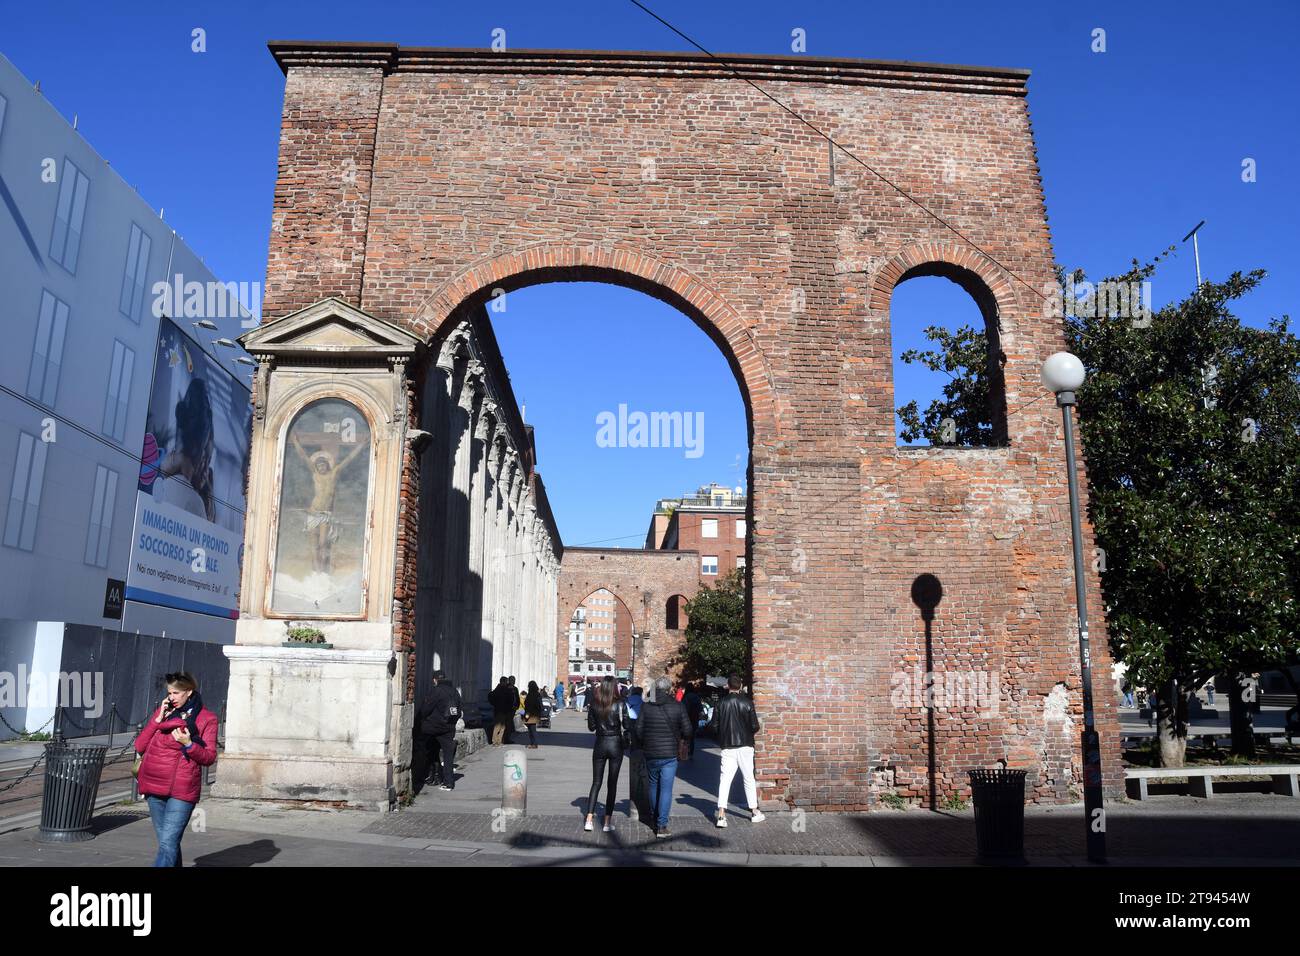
[566,586,636,683]
[665,594,689,632]
[884,259,1010,448]
[412,252,757,710]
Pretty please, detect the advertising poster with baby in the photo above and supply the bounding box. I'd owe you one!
[125,319,251,618]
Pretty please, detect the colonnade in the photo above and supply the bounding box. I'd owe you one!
[413,315,560,717]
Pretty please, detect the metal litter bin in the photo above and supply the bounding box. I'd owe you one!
[968,768,1026,863]
[38,742,108,843]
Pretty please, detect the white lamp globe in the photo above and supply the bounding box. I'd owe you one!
[1041,351,1086,394]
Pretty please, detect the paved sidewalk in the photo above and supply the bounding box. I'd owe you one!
[0,709,1296,866]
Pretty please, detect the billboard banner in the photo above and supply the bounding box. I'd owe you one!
[125,319,251,618]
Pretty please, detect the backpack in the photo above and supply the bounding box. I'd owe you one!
[442,689,461,725]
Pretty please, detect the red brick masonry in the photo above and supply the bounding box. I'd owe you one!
[261,42,1121,808]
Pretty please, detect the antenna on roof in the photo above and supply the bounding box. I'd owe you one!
[72,114,78,130]
[33,80,40,92]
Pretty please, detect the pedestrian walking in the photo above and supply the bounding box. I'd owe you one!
[575,681,588,711]
[133,671,218,867]
[489,676,514,745]
[585,676,631,833]
[684,683,703,759]
[626,685,643,721]
[709,674,766,827]
[635,676,693,838]
[417,670,462,790]
[555,680,566,711]
[524,681,543,748]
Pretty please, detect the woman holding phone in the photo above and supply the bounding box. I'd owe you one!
[133,672,218,867]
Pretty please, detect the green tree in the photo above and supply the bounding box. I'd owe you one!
[1065,261,1299,765]
[679,569,747,680]
[896,324,1000,446]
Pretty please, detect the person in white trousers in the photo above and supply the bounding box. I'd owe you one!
[709,674,766,827]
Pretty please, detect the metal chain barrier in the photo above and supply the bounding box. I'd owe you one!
[0,751,47,794]
[56,707,91,732]
[0,711,56,738]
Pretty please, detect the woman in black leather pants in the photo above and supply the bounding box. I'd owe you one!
[585,676,629,833]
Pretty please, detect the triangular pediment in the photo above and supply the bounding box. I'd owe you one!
[239,297,422,360]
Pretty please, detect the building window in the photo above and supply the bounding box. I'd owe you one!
[101,340,135,442]
[701,517,718,538]
[27,290,69,407]
[84,465,119,567]
[4,432,48,551]
[702,555,718,575]
[50,158,90,273]
[736,555,746,570]
[736,518,746,538]
[272,397,372,616]
[119,223,152,323]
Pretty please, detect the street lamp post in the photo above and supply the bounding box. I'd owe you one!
[1041,351,1107,864]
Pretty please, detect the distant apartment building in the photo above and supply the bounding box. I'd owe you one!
[566,605,586,676]
[648,482,747,587]
[0,53,254,674]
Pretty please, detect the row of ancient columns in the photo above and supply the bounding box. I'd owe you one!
[414,320,560,718]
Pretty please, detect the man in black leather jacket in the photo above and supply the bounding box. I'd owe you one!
[635,676,693,838]
[417,670,462,791]
[708,674,765,827]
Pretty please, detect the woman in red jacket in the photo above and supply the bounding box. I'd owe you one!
[133,672,218,867]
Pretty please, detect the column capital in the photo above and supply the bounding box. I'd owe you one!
[436,326,470,372]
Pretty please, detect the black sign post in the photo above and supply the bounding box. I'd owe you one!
[103,578,125,620]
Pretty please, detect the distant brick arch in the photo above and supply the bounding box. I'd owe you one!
[557,547,700,685]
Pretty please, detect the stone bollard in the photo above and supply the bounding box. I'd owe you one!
[502,746,527,817]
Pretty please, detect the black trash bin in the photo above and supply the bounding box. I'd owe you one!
[38,742,108,843]
[968,768,1027,863]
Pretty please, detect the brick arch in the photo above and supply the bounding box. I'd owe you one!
[868,240,1018,322]
[564,586,637,676]
[411,242,779,446]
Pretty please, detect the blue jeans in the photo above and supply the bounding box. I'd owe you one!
[645,756,679,829]
[146,795,196,867]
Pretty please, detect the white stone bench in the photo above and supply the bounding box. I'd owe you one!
[1126,765,1300,800]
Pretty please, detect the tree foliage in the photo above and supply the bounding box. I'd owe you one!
[1063,260,1299,763]
[896,324,998,446]
[680,569,747,680]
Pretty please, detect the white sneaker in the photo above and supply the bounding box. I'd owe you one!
[602,821,615,833]
[716,814,728,828]
[750,810,766,823]
[583,818,593,832]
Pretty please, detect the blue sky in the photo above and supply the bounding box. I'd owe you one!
[5,0,1295,545]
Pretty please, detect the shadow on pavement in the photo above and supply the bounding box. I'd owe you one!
[846,804,1300,861]
[192,838,281,867]
[504,827,733,867]
[89,810,150,836]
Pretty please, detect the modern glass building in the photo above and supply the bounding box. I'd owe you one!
[0,52,254,671]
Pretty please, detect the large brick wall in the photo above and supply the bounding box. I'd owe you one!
[261,43,1122,808]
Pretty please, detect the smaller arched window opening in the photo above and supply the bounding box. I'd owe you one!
[666,594,689,631]
[891,263,1008,448]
